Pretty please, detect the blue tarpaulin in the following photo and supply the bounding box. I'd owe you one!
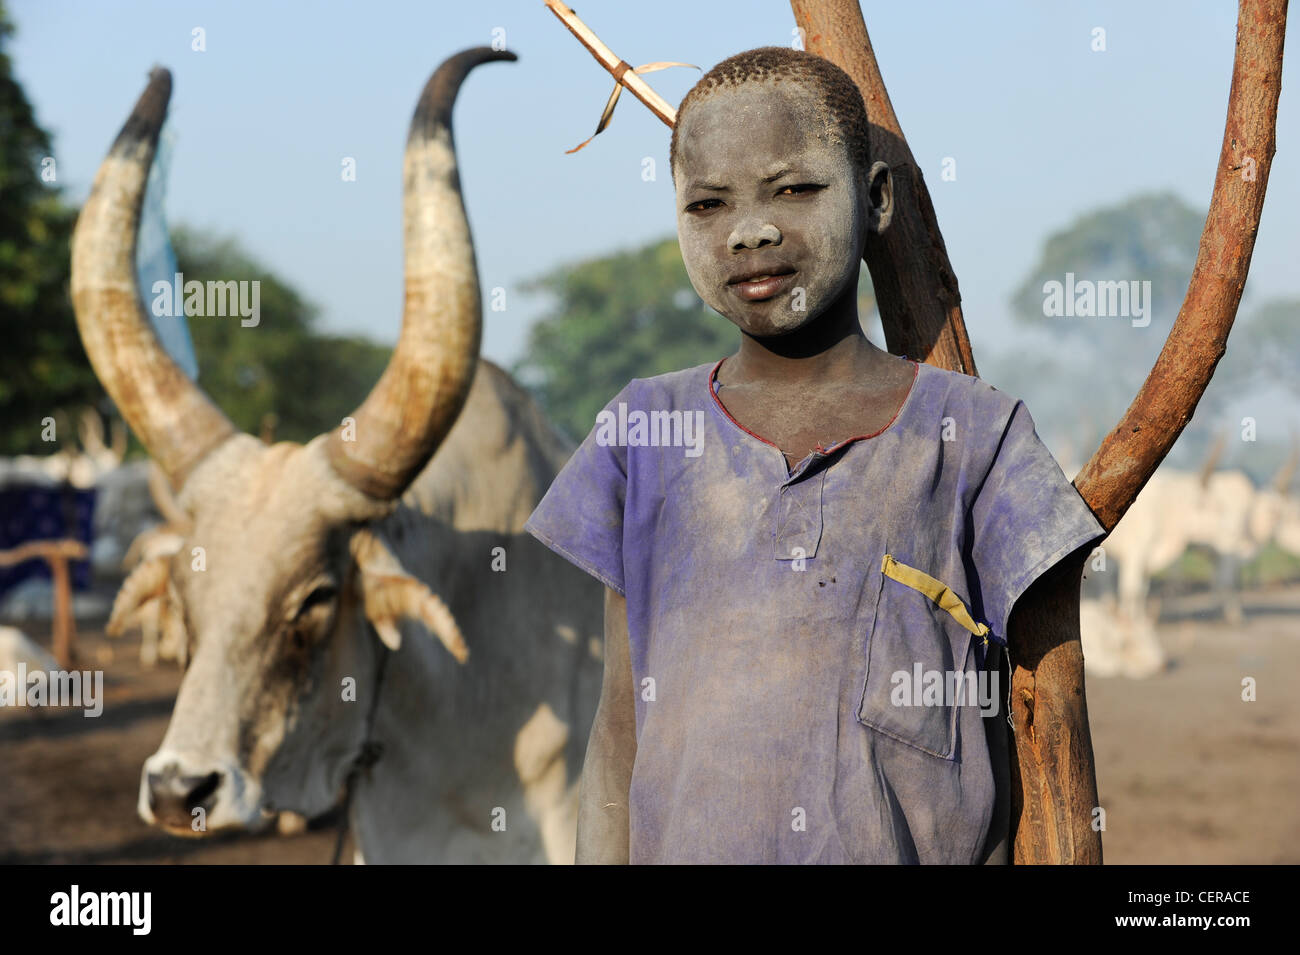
[0,485,96,595]
[136,119,197,379]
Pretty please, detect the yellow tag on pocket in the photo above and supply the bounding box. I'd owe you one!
[881,553,990,644]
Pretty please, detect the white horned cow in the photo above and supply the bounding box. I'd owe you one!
[1077,597,1165,680]
[1077,443,1300,679]
[1104,466,1255,623]
[1244,451,1300,560]
[1101,446,1299,625]
[1078,444,1300,680]
[70,49,604,863]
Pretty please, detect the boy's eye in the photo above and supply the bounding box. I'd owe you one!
[778,183,825,197]
[684,183,825,213]
[685,198,723,213]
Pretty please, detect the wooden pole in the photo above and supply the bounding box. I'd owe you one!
[1005,0,1286,865]
[50,554,75,668]
[0,540,89,668]
[786,0,1287,863]
[790,0,978,374]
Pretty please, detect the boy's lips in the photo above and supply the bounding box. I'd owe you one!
[727,269,798,302]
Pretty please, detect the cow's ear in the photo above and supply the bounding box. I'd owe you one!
[122,523,185,571]
[350,528,468,662]
[111,525,185,639]
[107,556,171,637]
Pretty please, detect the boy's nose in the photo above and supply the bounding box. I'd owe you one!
[728,221,781,251]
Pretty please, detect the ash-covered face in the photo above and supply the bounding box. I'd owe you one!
[673,78,889,338]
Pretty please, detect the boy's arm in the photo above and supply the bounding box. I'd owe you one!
[575,586,637,864]
[1005,543,1103,864]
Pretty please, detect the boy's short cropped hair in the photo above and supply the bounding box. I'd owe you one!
[668,46,873,183]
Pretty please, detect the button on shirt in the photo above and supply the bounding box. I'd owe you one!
[524,357,1106,864]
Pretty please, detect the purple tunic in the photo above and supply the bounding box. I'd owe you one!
[524,357,1106,864]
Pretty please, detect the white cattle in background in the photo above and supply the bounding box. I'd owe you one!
[1103,466,1259,623]
[1073,438,1299,679]
[1078,598,1165,679]
[110,514,186,667]
[1086,428,1298,621]
[0,408,125,490]
[1247,483,1300,560]
[0,407,158,581]
[0,625,59,676]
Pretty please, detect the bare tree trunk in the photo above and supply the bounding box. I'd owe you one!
[792,0,1287,863]
[1005,550,1100,862]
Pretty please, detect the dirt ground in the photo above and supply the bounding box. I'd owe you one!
[0,619,337,865]
[2,587,1298,865]
[1085,587,1300,863]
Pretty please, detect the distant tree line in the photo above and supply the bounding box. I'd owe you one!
[0,2,388,456]
[4,0,1294,482]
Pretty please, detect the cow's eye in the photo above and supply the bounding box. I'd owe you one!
[295,584,337,621]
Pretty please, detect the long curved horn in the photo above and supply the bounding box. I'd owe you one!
[71,68,236,490]
[327,48,517,500]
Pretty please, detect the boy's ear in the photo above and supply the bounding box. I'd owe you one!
[865,160,894,236]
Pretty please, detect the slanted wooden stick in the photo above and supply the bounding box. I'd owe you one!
[544,0,677,126]
[0,539,89,668]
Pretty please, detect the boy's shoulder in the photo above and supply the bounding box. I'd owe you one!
[915,361,1028,427]
[610,360,717,407]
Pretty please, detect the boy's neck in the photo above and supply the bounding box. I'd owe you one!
[723,285,890,389]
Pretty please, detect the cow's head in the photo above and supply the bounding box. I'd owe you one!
[72,49,514,835]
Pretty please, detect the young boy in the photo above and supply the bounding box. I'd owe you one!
[524,47,1106,864]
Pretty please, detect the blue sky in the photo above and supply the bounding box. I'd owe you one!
[9,0,1299,457]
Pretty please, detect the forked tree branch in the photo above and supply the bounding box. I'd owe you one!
[1075,0,1288,530]
[790,0,978,375]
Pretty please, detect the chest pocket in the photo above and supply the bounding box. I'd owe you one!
[855,553,990,760]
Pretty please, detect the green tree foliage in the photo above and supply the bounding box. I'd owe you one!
[172,226,390,446]
[0,1,391,457]
[1001,193,1208,435]
[1010,191,1204,333]
[1237,298,1300,401]
[998,190,1292,481]
[1000,193,1205,435]
[0,0,390,457]
[512,238,734,442]
[512,235,875,442]
[0,2,104,454]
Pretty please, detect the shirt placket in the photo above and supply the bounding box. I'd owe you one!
[773,460,827,561]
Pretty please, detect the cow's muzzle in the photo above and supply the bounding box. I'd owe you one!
[146,765,221,832]
[139,752,264,835]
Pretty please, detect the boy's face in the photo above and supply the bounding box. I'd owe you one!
[673,78,879,338]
